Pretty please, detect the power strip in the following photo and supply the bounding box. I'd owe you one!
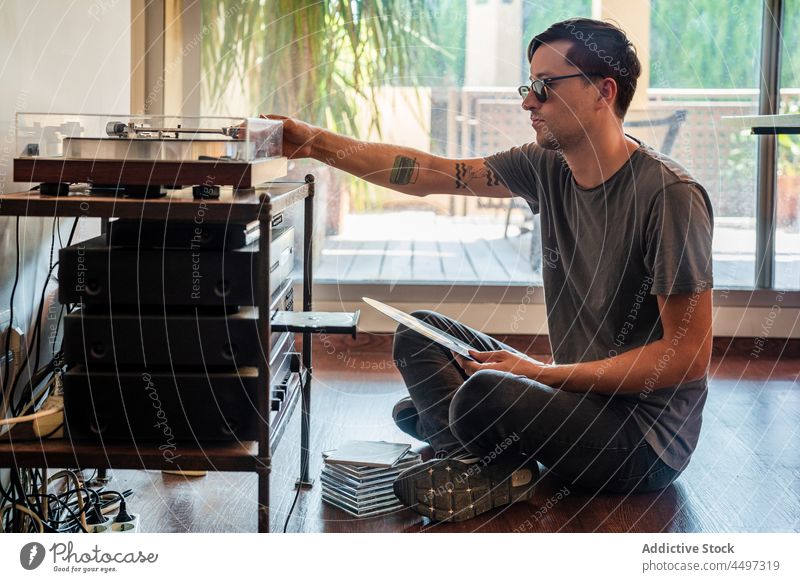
[88,516,113,533]
[33,391,64,438]
[110,500,138,533]
[110,515,139,533]
[89,513,139,533]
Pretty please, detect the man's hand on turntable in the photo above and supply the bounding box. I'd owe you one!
[259,114,321,159]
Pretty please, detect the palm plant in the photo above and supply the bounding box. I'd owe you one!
[201,0,444,136]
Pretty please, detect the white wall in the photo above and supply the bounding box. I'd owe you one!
[0,0,131,483]
[0,1,131,158]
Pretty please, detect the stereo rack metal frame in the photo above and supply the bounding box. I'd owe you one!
[0,175,346,532]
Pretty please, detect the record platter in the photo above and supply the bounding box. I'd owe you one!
[12,113,287,198]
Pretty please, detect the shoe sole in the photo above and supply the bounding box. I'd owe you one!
[393,458,537,522]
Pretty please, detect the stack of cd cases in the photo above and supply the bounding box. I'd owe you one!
[321,446,422,518]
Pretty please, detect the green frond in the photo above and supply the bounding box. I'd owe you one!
[201,0,442,135]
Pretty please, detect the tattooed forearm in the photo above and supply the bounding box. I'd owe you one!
[486,166,501,187]
[390,155,420,185]
[455,162,501,189]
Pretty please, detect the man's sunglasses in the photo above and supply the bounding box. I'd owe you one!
[518,72,602,103]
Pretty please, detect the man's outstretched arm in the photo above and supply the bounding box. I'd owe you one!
[265,114,513,198]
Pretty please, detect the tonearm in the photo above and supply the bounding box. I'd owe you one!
[105,121,241,139]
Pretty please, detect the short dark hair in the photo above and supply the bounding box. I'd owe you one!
[527,18,642,118]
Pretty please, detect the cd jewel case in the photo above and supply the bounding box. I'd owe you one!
[321,449,422,518]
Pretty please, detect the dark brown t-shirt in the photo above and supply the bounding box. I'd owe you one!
[486,138,714,470]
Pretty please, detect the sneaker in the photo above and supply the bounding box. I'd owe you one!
[392,397,426,441]
[434,448,481,465]
[393,457,539,522]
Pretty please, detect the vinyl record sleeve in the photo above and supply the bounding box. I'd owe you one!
[362,297,477,359]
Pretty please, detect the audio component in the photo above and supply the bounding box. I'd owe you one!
[106,218,260,250]
[63,283,294,368]
[59,227,294,306]
[13,113,286,197]
[64,345,302,443]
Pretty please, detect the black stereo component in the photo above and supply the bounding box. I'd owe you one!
[64,346,302,443]
[106,218,260,250]
[63,283,294,368]
[64,366,263,442]
[58,227,294,306]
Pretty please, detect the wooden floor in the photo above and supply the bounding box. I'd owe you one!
[108,334,800,533]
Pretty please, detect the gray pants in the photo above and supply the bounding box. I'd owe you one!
[392,310,680,493]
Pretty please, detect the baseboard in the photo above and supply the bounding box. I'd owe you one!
[300,333,800,359]
[710,336,800,358]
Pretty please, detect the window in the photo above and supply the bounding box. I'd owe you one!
[649,0,763,288]
[777,0,800,290]
[195,1,790,294]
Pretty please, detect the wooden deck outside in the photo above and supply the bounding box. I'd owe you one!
[315,210,538,285]
[314,211,800,289]
[316,235,538,285]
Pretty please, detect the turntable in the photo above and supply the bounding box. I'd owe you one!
[12,113,287,197]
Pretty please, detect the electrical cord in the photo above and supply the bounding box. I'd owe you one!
[22,482,121,533]
[46,470,88,532]
[23,492,89,533]
[3,468,41,532]
[66,217,79,246]
[3,216,75,418]
[2,217,21,414]
[49,216,57,272]
[283,468,304,532]
[56,217,64,249]
[14,359,60,416]
[0,503,44,533]
[0,406,60,426]
[4,217,58,415]
[10,260,60,416]
[64,218,80,317]
[10,422,64,442]
[34,217,61,382]
[52,307,65,357]
[283,372,309,533]
[0,217,83,532]
[2,464,129,533]
[3,215,74,401]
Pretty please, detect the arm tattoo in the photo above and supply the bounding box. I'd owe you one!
[390,155,420,185]
[455,161,501,190]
